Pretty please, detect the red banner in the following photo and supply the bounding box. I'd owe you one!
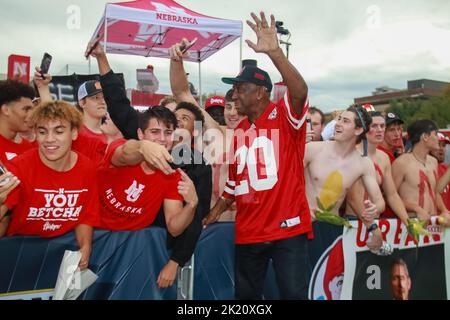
[7,54,30,84]
[131,90,167,107]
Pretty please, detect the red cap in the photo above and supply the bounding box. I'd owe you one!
[362,104,375,112]
[205,96,225,110]
[438,132,450,144]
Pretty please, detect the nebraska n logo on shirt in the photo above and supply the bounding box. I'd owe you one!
[125,180,145,202]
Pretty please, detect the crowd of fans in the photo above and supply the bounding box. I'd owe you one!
[0,11,449,300]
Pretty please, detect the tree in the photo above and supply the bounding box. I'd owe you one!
[387,96,450,129]
[443,84,450,98]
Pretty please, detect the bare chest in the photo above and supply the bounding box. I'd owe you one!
[404,162,437,190]
[309,158,363,195]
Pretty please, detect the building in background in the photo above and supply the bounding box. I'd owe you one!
[354,79,450,111]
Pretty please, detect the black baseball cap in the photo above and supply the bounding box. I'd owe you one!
[222,66,273,92]
[385,112,404,126]
[78,80,102,101]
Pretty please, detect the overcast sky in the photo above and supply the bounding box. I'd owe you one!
[1,0,449,112]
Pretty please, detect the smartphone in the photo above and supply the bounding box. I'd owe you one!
[306,118,313,143]
[85,37,101,58]
[40,53,52,79]
[0,163,10,187]
[306,118,312,132]
[180,37,198,54]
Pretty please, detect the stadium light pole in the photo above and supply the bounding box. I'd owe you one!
[276,21,291,60]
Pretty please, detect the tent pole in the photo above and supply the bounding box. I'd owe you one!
[198,52,202,107]
[239,36,243,70]
[104,17,108,53]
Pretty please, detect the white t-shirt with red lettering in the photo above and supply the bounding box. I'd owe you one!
[223,92,312,244]
[4,149,99,237]
[97,139,183,231]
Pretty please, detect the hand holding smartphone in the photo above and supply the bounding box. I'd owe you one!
[39,53,52,79]
[85,37,101,59]
[180,37,198,54]
[0,164,10,187]
[306,118,313,143]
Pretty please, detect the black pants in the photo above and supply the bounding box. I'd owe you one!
[235,233,310,300]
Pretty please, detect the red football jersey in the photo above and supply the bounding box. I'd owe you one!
[0,133,34,164]
[4,149,99,237]
[222,92,312,244]
[97,139,183,231]
[72,125,107,165]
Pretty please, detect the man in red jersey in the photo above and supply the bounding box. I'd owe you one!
[0,101,99,270]
[203,12,311,299]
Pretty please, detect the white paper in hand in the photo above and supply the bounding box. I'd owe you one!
[64,268,98,300]
[53,250,98,300]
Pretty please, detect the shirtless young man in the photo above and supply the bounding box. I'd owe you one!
[304,106,385,251]
[345,111,409,225]
[392,120,450,224]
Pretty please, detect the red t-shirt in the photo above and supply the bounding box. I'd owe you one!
[0,133,34,164]
[97,139,183,231]
[438,163,450,210]
[4,149,99,237]
[72,125,107,166]
[222,92,312,244]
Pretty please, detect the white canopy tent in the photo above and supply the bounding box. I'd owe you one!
[89,0,243,103]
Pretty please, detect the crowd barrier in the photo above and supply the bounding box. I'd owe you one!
[0,224,237,300]
[0,221,448,300]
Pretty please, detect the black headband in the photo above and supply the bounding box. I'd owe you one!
[353,107,368,157]
[354,108,367,132]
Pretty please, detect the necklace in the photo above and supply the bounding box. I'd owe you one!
[412,152,427,167]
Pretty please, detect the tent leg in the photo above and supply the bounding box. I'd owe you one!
[240,36,243,70]
[104,17,108,53]
[198,60,202,107]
